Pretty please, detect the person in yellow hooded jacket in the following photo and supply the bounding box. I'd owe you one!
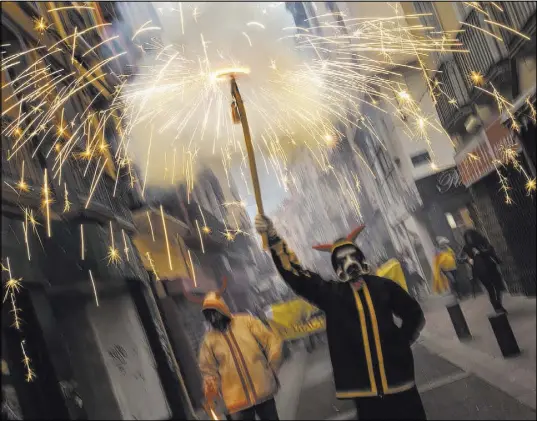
[199,292,283,420]
[432,237,459,298]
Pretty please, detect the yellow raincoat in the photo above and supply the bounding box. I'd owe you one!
[199,293,283,414]
[432,248,457,294]
[376,259,408,291]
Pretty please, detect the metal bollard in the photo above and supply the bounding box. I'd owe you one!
[446,302,472,341]
[488,312,521,358]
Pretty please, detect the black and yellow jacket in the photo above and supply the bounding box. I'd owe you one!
[269,234,425,399]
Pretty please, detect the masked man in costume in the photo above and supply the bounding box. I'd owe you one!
[199,289,283,420]
[255,215,426,420]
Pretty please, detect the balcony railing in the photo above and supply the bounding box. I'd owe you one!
[492,2,536,52]
[434,61,472,131]
[455,10,501,93]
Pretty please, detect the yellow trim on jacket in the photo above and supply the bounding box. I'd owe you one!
[352,289,377,395]
[349,283,415,398]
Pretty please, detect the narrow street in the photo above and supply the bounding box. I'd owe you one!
[288,342,536,420]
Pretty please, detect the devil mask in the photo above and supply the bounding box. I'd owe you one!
[313,225,370,282]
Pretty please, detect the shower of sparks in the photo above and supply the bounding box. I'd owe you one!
[147,210,156,242]
[42,169,52,238]
[16,161,29,193]
[527,97,536,123]
[501,145,536,196]
[146,252,160,280]
[2,258,22,303]
[493,160,513,205]
[63,182,72,213]
[223,230,235,242]
[106,221,122,266]
[484,19,531,41]
[526,178,537,194]
[88,269,99,307]
[187,249,197,287]
[113,9,469,195]
[22,210,31,261]
[160,205,173,271]
[142,125,154,198]
[470,71,484,87]
[34,17,50,34]
[197,204,211,234]
[20,340,36,382]
[80,224,85,260]
[2,258,23,336]
[131,20,161,41]
[121,229,130,261]
[195,219,206,254]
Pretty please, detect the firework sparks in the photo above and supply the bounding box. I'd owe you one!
[195,219,205,254]
[16,161,29,193]
[41,169,52,238]
[106,221,122,265]
[22,210,31,261]
[187,249,197,287]
[80,224,85,260]
[2,258,22,303]
[147,210,156,241]
[63,182,72,213]
[146,252,160,280]
[88,269,99,307]
[121,229,130,261]
[160,205,173,271]
[20,340,36,382]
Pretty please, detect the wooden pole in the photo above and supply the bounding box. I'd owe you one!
[230,76,269,249]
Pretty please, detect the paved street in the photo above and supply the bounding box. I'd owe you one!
[276,294,537,420]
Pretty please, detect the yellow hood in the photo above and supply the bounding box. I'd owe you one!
[202,292,232,319]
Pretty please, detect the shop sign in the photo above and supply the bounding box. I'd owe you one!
[436,168,462,194]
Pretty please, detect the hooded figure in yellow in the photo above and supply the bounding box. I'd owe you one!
[198,291,283,419]
[432,237,458,296]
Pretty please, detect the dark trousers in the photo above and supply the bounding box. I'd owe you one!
[443,270,461,299]
[354,387,426,420]
[227,398,279,420]
[482,278,504,311]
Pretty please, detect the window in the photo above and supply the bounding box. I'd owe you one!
[411,151,431,167]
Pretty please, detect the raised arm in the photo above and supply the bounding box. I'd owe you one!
[255,214,334,309]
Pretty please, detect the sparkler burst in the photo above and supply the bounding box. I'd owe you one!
[114,2,468,196]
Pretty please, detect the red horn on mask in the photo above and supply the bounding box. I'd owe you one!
[346,225,365,243]
[312,243,334,252]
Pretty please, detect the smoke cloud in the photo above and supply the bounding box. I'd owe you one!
[122,2,334,187]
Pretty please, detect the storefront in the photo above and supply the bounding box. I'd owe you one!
[415,166,477,295]
[415,166,477,248]
[455,119,536,296]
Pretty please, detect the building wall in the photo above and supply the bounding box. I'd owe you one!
[87,294,171,420]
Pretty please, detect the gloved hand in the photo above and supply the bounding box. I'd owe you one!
[255,214,277,238]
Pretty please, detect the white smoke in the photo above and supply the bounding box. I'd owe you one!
[121,2,333,187]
